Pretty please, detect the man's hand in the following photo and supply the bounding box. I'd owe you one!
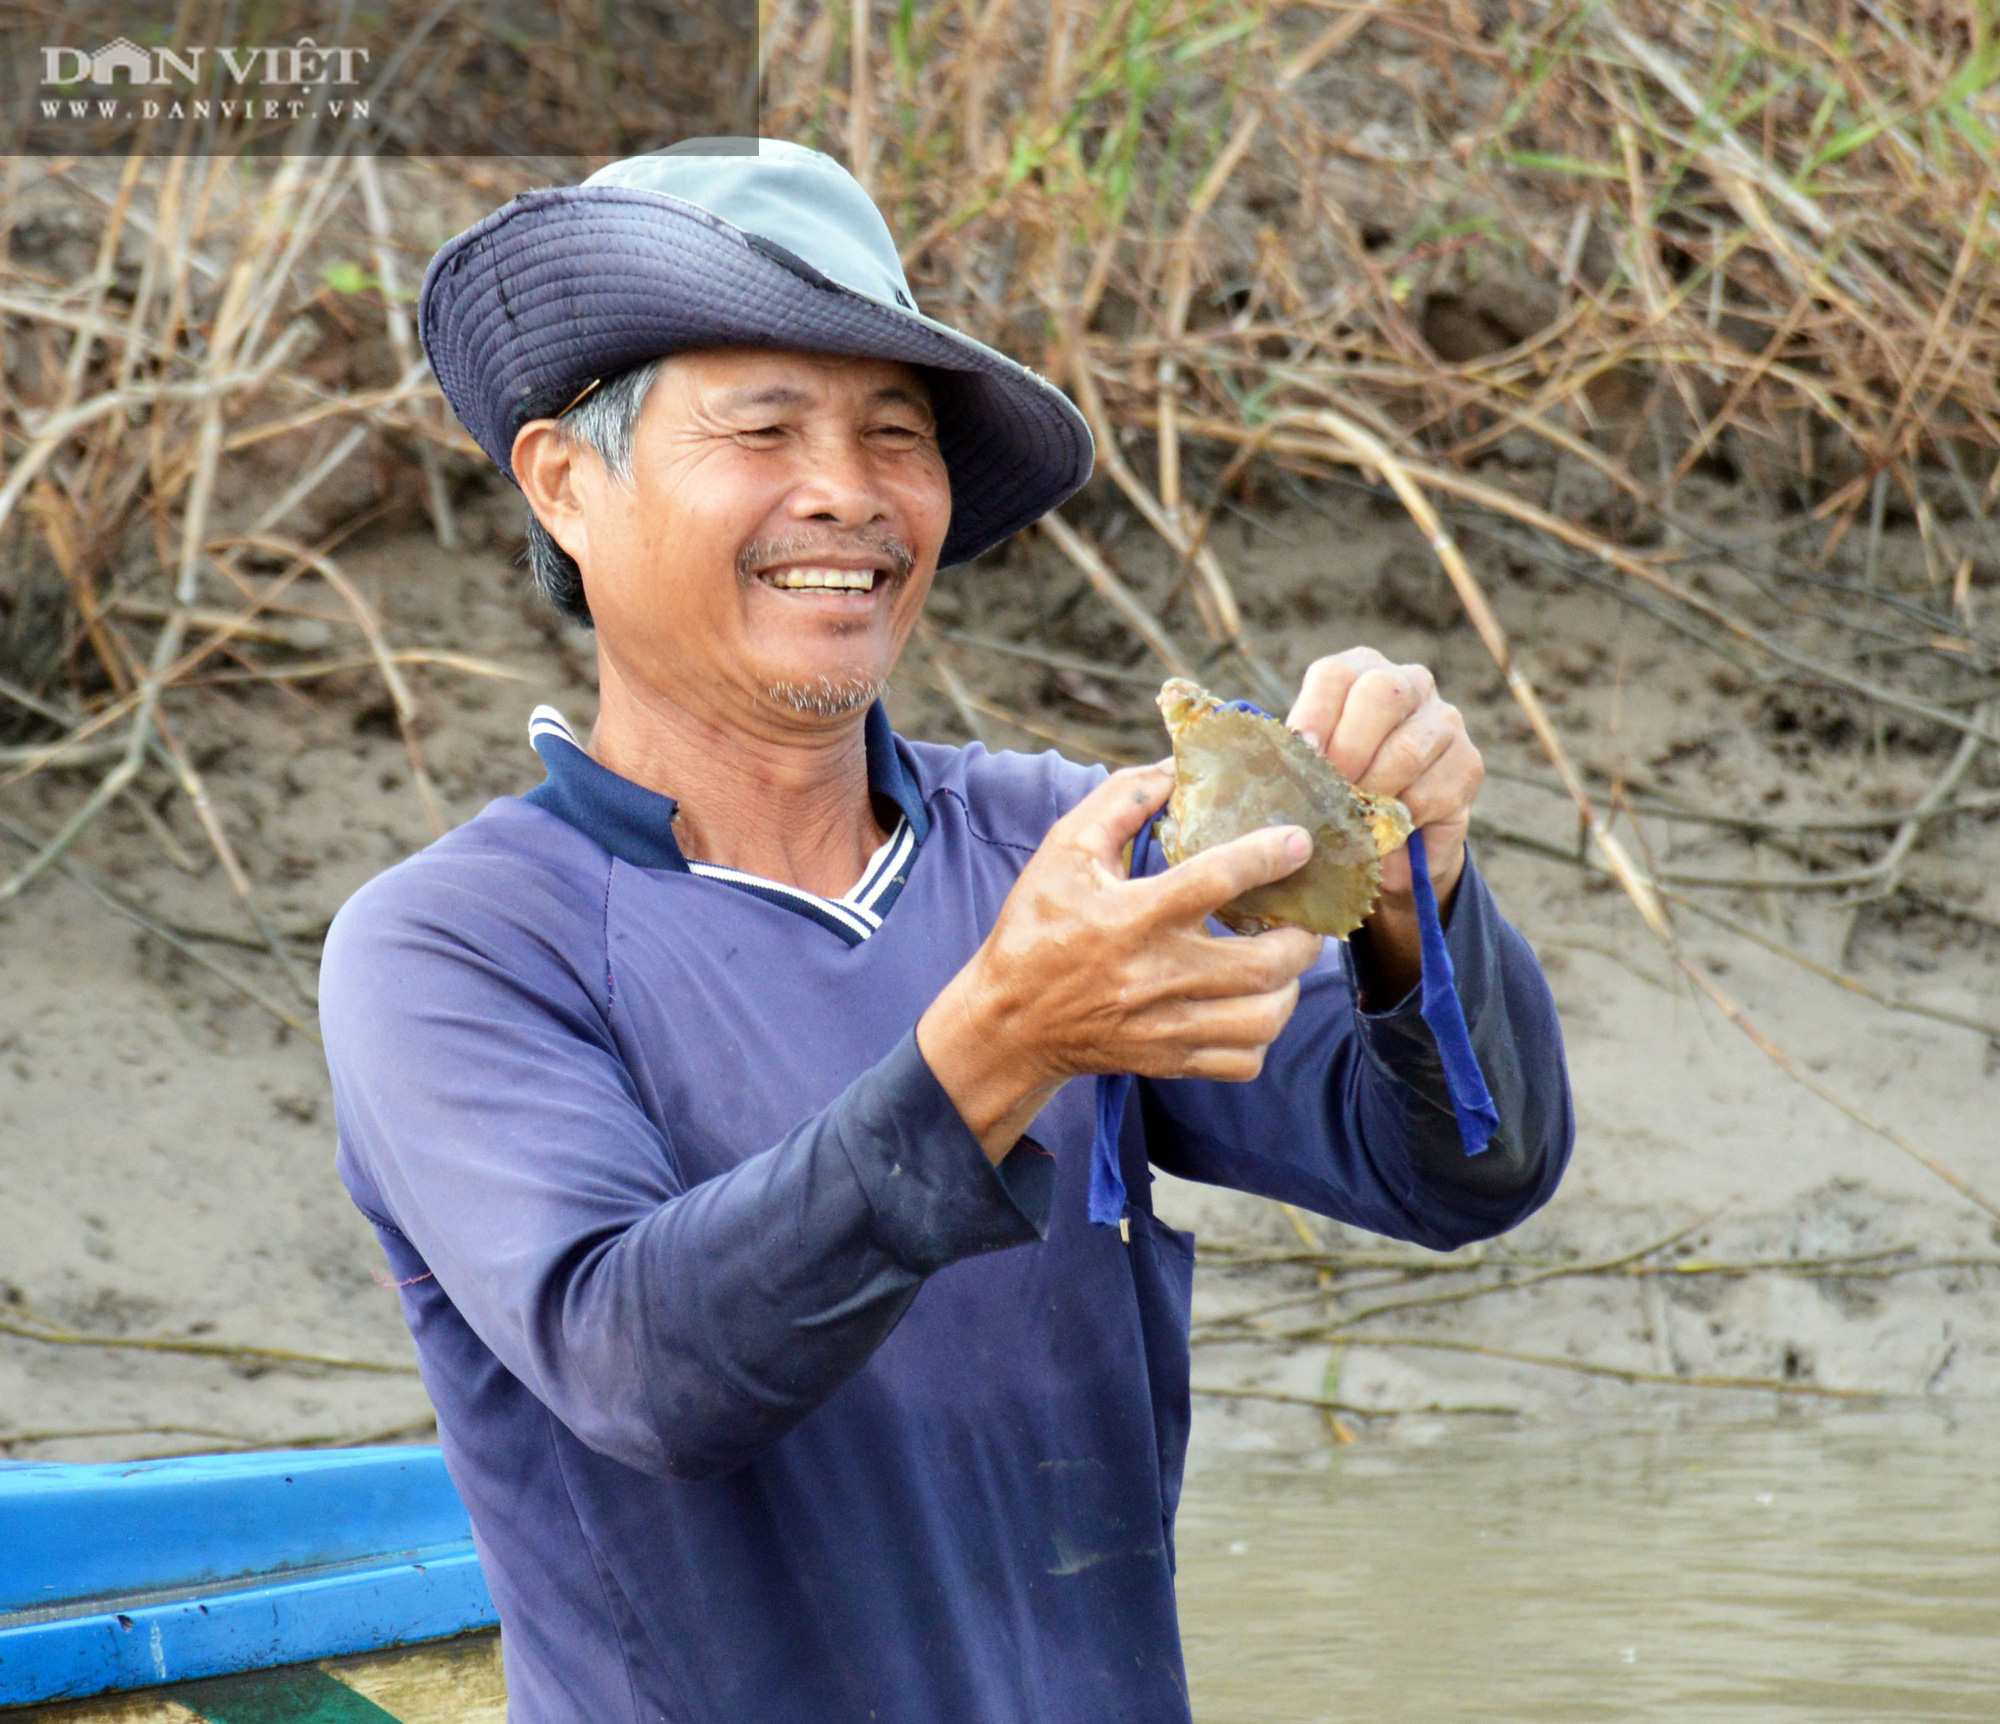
[917,765,1323,1161]
[1285,646,1484,1001]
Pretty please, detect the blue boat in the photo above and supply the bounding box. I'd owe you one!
[0,1447,500,1721]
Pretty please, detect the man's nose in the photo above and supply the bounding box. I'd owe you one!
[788,431,891,527]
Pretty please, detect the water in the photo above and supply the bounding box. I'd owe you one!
[1174,1410,2000,1722]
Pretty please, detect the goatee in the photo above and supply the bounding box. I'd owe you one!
[764,674,886,718]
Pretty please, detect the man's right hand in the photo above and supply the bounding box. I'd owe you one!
[915,763,1325,1162]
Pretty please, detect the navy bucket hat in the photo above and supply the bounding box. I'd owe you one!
[419,138,1095,567]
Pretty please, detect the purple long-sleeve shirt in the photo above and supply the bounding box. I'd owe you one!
[320,705,1572,1723]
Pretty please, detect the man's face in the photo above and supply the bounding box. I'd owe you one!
[543,349,950,726]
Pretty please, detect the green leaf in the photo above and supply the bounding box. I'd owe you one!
[1936,40,2000,112]
[1812,113,1896,167]
[318,262,378,297]
[1173,11,1262,65]
[1946,104,1998,162]
[1498,150,1625,181]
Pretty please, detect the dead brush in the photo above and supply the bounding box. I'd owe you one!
[766,0,2000,707]
[0,150,529,1024]
[0,3,1996,1214]
[767,0,2000,1217]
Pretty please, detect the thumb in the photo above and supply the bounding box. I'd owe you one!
[1054,762,1176,867]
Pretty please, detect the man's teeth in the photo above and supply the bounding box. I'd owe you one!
[765,567,878,591]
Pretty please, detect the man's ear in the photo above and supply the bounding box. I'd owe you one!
[512,421,590,564]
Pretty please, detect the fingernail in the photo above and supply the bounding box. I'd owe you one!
[1153,756,1176,771]
[1297,729,1321,753]
[1282,826,1312,863]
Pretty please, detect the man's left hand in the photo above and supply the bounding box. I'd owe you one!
[1284,647,1483,996]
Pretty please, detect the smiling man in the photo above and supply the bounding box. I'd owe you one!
[321,140,1573,1724]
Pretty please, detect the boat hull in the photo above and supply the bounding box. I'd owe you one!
[0,1448,497,1711]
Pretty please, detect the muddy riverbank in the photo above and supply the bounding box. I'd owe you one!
[3,481,1996,1459]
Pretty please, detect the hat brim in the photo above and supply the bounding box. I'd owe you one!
[419,185,1095,568]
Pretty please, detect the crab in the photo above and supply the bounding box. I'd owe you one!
[1152,678,1413,938]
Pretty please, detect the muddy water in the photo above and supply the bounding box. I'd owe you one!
[1174,1410,2000,1722]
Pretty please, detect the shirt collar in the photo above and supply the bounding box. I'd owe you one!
[521,701,930,873]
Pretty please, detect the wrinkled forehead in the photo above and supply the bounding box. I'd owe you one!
[657,348,936,415]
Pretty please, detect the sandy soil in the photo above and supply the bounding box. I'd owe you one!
[3,475,1996,1461]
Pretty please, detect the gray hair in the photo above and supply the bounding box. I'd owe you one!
[521,358,668,625]
[765,674,887,718]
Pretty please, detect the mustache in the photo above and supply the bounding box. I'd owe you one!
[736,530,917,582]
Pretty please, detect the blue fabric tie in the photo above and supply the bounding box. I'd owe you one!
[1087,714,1498,1228]
[1089,1072,1137,1229]
[1404,824,1500,1158]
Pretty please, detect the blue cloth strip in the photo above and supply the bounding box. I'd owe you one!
[1406,825,1499,1157]
[1088,1072,1134,1228]
[1086,813,1160,1228]
[1087,710,1497,1226]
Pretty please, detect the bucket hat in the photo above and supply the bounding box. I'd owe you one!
[419,138,1095,567]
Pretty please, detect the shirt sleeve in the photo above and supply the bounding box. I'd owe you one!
[320,852,1051,1483]
[1138,849,1573,1249]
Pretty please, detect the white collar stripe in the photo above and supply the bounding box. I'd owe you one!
[525,708,914,944]
[686,863,883,937]
[849,822,915,911]
[680,876,875,947]
[843,819,911,905]
[843,827,900,904]
[528,704,580,746]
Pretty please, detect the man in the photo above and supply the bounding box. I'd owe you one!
[322,138,1572,1722]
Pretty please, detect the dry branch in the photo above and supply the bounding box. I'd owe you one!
[1332,1335,1911,1401]
[0,1310,418,1375]
[2,6,1995,1314]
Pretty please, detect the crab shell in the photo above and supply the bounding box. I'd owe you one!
[1154,678,1413,938]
